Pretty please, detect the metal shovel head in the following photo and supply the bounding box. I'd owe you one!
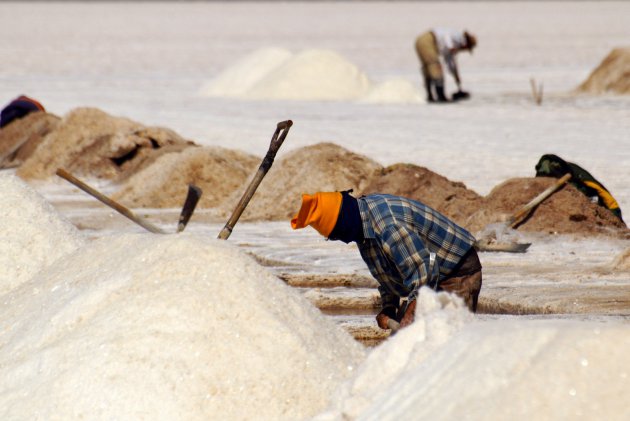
[475,239,531,253]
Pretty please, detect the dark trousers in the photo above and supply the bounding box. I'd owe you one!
[438,247,482,312]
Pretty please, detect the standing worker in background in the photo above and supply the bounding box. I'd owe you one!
[414,28,477,103]
[291,191,482,331]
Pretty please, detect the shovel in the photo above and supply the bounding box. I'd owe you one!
[177,184,203,232]
[56,169,202,234]
[217,120,292,240]
[56,168,167,234]
[475,173,572,252]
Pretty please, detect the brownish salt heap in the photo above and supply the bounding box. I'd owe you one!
[3,105,627,238]
[17,108,194,181]
[0,112,60,169]
[113,146,259,209]
[228,142,382,221]
[359,163,483,226]
[577,47,630,95]
[465,177,627,237]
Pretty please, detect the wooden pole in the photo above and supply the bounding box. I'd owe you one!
[56,168,166,234]
[508,173,571,227]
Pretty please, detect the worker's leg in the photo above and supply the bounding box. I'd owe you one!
[415,32,444,102]
[433,79,448,102]
[438,248,482,312]
[423,73,435,102]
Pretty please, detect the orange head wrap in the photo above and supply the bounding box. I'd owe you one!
[290,192,343,237]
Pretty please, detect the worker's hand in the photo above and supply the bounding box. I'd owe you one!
[375,306,398,330]
[399,299,417,328]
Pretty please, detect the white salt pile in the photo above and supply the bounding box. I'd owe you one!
[0,174,84,296]
[0,233,365,420]
[317,289,630,421]
[200,47,423,103]
[247,49,370,101]
[361,79,424,104]
[199,47,292,98]
[316,289,473,419]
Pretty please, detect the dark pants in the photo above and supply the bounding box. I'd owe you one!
[438,247,482,312]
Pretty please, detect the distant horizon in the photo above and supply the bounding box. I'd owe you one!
[6,0,622,3]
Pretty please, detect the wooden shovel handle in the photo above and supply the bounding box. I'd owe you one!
[508,173,571,227]
[217,120,293,240]
[56,168,166,234]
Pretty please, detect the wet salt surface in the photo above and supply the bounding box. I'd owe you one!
[39,178,630,325]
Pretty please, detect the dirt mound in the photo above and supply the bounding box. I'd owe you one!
[0,112,60,168]
[466,177,628,237]
[359,163,483,226]
[113,146,259,209]
[229,142,382,221]
[577,47,630,94]
[17,108,195,181]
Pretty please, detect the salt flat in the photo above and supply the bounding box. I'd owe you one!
[1,2,629,419]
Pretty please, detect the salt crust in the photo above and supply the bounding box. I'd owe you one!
[0,173,84,296]
[0,233,365,420]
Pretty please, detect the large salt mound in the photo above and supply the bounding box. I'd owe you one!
[0,174,84,296]
[247,49,371,101]
[318,289,630,420]
[360,163,483,227]
[17,107,195,181]
[199,47,292,98]
[230,142,382,221]
[0,233,365,420]
[0,112,60,169]
[112,146,259,209]
[577,47,630,94]
[465,177,628,237]
[200,47,427,103]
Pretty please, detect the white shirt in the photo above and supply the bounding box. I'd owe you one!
[432,28,467,75]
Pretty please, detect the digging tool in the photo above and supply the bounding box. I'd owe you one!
[506,172,572,228]
[384,299,410,333]
[56,168,167,234]
[217,120,293,240]
[387,319,401,332]
[475,173,572,252]
[177,184,202,233]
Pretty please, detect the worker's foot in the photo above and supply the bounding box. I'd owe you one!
[435,85,449,103]
[452,90,471,101]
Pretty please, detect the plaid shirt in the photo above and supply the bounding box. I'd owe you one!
[357,194,476,309]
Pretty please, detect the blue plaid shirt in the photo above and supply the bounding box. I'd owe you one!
[357,194,476,309]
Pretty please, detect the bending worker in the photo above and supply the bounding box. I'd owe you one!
[414,28,477,103]
[291,191,482,330]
